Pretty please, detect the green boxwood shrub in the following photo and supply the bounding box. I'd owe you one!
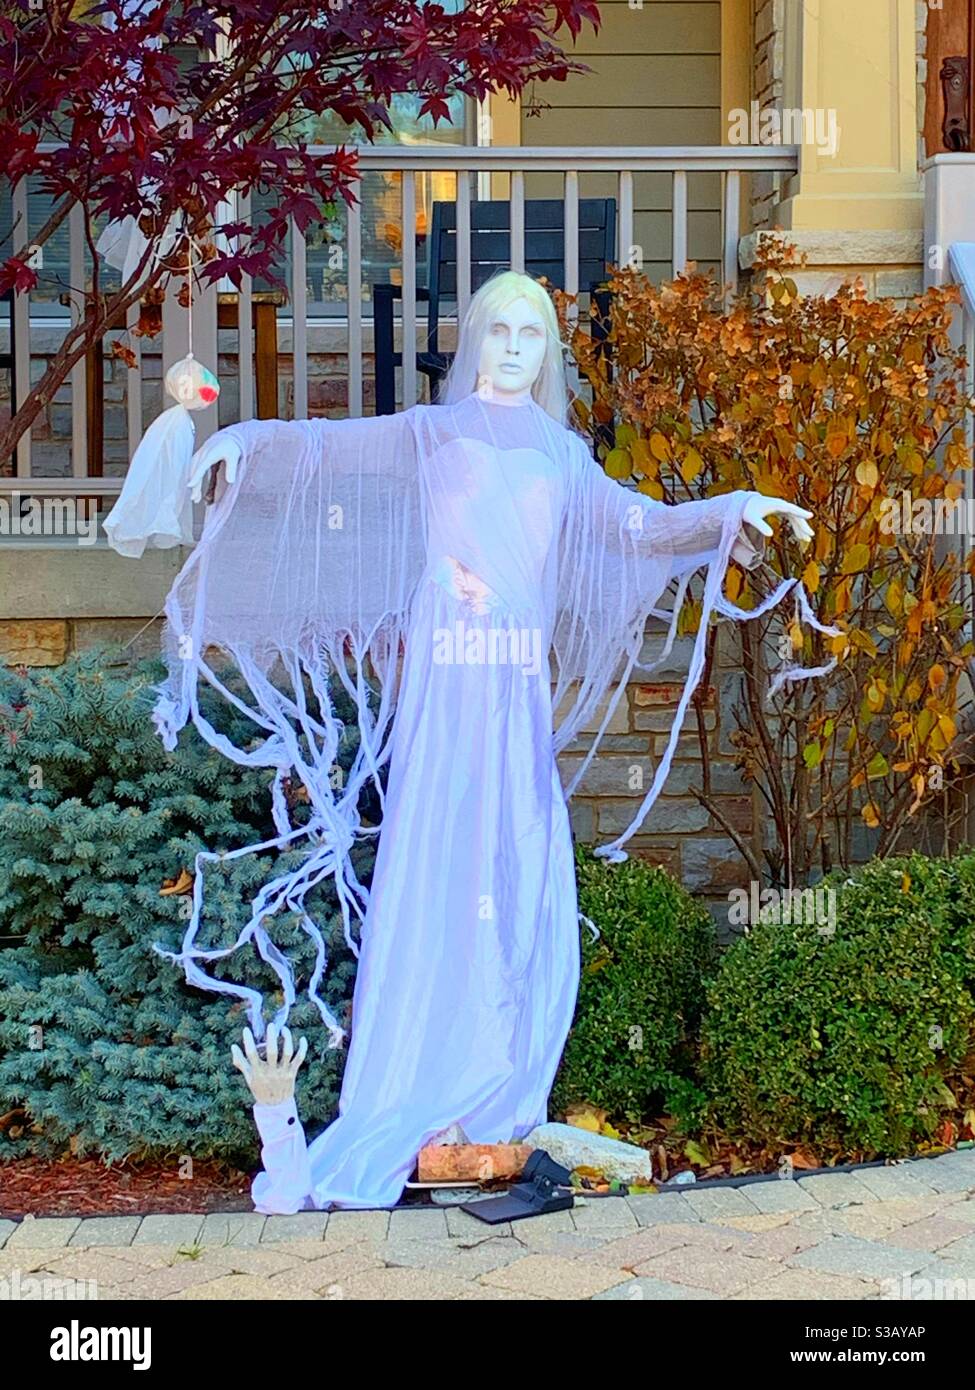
[551,845,718,1126]
[938,854,975,998]
[0,650,366,1163]
[701,855,975,1158]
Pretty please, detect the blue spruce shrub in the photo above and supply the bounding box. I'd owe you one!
[0,650,368,1163]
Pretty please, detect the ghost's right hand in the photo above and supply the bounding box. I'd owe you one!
[189,434,242,503]
[231,1023,308,1106]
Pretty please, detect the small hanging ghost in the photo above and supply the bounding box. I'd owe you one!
[104,353,220,559]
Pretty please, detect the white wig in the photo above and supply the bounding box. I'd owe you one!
[439,269,568,424]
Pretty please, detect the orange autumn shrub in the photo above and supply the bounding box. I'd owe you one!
[556,240,975,883]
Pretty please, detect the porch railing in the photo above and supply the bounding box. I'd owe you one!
[1,144,799,502]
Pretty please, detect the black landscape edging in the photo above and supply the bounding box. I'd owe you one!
[656,1147,972,1194]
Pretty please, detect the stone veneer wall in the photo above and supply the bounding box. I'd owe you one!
[557,622,758,920]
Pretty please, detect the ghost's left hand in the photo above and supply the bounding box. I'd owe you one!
[741,495,814,545]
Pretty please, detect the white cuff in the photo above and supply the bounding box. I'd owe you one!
[732,520,766,571]
[250,1097,313,1214]
[253,1096,302,1140]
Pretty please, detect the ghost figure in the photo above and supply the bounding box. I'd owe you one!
[103,355,219,558]
[105,270,831,1213]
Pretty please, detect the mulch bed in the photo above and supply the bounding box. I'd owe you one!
[0,1157,255,1219]
[3,1100,973,1220]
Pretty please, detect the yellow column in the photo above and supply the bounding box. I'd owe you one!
[722,0,752,132]
[722,0,753,236]
[775,0,922,233]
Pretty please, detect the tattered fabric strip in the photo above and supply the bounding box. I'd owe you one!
[594,507,840,863]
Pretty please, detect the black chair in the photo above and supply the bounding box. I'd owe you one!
[0,288,17,471]
[373,197,616,415]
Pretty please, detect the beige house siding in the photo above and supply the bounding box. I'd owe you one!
[520,0,723,281]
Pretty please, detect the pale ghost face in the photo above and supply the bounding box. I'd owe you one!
[476,295,548,399]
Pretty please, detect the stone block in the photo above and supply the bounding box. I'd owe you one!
[742,1180,821,1215]
[682,1187,760,1221]
[0,619,68,666]
[200,1213,268,1248]
[525,1122,653,1185]
[6,1216,80,1248]
[712,797,753,833]
[875,269,924,300]
[661,734,706,760]
[789,1236,927,1280]
[261,1213,329,1243]
[553,683,631,735]
[0,546,184,620]
[633,706,716,734]
[568,800,596,842]
[682,836,752,893]
[306,377,377,414]
[70,617,164,661]
[102,405,127,440]
[797,1172,879,1208]
[386,1207,448,1241]
[628,844,681,877]
[740,229,924,270]
[69,1217,142,1247]
[586,735,652,754]
[597,797,708,836]
[634,682,715,708]
[558,753,653,798]
[132,1214,205,1247]
[635,632,696,675]
[323,1209,390,1244]
[853,1167,938,1202]
[633,1245,780,1295]
[479,1252,630,1299]
[655,761,746,797]
[625,1194,701,1228]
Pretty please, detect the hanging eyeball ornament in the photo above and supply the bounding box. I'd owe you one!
[165,352,220,409]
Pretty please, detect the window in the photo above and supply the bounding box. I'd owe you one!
[251,90,468,315]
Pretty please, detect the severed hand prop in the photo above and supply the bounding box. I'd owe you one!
[231,1023,308,1106]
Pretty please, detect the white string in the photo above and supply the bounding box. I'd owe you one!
[186,228,193,359]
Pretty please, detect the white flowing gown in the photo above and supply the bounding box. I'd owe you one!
[106,389,827,1213]
[254,401,583,1210]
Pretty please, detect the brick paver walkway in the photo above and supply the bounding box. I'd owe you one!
[3,1149,975,1300]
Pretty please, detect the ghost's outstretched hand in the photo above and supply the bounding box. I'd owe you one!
[189,434,243,503]
[231,1023,308,1106]
[741,494,814,545]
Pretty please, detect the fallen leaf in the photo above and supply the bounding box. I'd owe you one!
[565,1102,607,1134]
[785,1148,820,1170]
[159,868,193,896]
[684,1138,711,1167]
